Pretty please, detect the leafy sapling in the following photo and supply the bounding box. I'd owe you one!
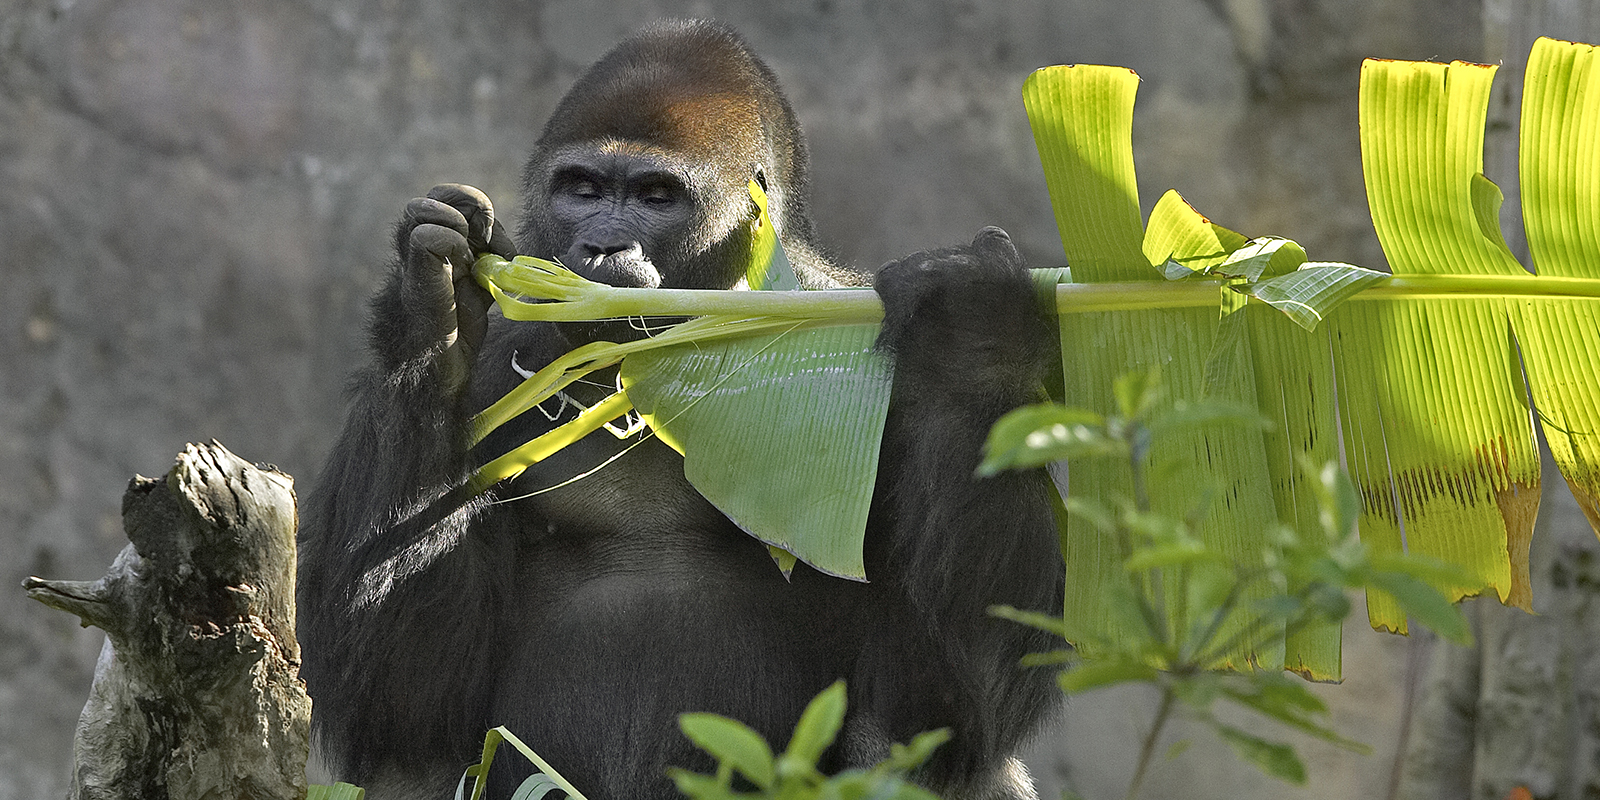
[670,681,951,800]
[981,369,1473,798]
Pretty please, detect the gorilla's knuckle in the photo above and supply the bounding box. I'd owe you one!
[428,184,494,222]
[409,223,467,259]
[406,197,470,234]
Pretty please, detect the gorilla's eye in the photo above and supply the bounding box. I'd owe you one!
[638,182,680,206]
[553,167,605,202]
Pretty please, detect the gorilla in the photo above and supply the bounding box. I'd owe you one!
[297,19,1063,800]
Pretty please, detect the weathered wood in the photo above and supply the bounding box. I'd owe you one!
[24,442,310,800]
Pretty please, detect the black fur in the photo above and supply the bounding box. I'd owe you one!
[297,19,1062,800]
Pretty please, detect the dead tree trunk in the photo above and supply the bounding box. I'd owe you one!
[23,441,310,800]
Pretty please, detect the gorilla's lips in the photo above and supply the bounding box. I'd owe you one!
[573,250,662,289]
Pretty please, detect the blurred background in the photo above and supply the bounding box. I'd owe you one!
[3,1,1598,798]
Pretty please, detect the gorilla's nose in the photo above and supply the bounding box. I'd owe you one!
[576,237,641,260]
[566,239,661,288]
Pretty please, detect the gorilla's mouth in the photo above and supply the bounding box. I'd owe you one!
[576,252,663,289]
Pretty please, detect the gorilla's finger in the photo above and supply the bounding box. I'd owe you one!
[404,224,473,330]
[405,197,471,238]
[427,184,498,253]
[453,271,493,361]
[484,218,518,259]
[970,226,1023,269]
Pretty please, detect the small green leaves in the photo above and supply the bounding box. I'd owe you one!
[456,727,589,800]
[1365,559,1474,644]
[1216,674,1367,751]
[978,405,1116,476]
[883,729,954,774]
[1214,725,1308,785]
[670,681,946,800]
[982,369,1455,792]
[1113,368,1162,421]
[1149,398,1270,437]
[1056,657,1159,693]
[307,784,365,800]
[783,680,847,771]
[680,713,778,789]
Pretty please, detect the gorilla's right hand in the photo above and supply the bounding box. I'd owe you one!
[397,184,517,393]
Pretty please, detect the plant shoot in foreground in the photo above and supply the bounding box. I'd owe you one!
[981,369,1473,799]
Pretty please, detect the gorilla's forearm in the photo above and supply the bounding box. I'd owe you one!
[296,358,511,782]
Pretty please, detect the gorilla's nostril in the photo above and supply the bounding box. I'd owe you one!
[581,238,641,259]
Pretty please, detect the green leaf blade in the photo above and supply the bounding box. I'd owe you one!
[785,681,848,769]
[746,179,801,291]
[1059,307,1287,672]
[1327,300,1539,629]
[1023,64,1152,281]
[1349,56,1552,629]
[1514,298,1600,537]
[1143,189,1246,273]
[1056,657,1160,693]
[979,404,1117,476]
[621,325,891,581]
[1521,38,1600,281]
[1246,263,1388,331]
[680,713,777,789]
[1359,57,1526,277]
[1517,38,1600,538]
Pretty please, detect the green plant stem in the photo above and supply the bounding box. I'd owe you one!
[1195,609,1281,670]
[1181,568,1266,665]
[1124,687,1177,800]
[479,255,1600,325]
[1051,273,1600,310]
[1125,437,1171,646]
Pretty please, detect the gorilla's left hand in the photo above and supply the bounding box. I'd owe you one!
[395,184,519,393]
[873,227,1052,404]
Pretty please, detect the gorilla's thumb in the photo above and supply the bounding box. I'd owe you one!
[971,226,1022,265]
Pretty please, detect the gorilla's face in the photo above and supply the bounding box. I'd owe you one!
[534,141,756,292]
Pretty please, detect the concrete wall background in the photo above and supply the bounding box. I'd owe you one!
[0,1,1581,798]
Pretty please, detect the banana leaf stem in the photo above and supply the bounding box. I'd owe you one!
[475,255,1600,324]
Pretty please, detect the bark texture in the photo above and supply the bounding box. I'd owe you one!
[24,442,309,800]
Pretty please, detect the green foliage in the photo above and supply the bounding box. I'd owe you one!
[621,325,891,580]
[307,783,366,800]
[456,726,590,800]
[669,681,950,800]
[982,371,1472,797]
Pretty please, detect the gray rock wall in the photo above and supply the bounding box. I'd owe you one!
[0,1,1568,798]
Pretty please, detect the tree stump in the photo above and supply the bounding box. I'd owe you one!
[23,442,310,800]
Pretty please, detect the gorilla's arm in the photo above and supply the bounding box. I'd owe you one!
[865,227,1064,777]
[296,186,518,780]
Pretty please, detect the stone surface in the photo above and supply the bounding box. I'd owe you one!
[0,1,1584,798]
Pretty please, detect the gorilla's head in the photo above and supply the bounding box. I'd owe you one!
[517,19,823,291]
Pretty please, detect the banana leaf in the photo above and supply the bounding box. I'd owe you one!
[465,38,1600,680]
